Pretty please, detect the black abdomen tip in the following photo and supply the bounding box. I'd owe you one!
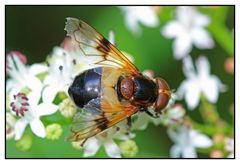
[68,68,102,108]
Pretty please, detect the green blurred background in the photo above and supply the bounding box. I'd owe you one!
[6,6,234,158]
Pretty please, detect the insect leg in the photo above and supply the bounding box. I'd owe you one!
[144,110,160,118]
[127,116,132,130]
[80,138,88,147]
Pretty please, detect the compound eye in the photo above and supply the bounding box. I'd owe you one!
[155,78,171,111]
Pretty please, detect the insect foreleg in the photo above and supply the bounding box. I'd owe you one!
[141,108,160,118]
[127,116,132,130]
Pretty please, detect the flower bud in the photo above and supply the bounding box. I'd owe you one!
[224,57,234,74]
[210,150,224,158]
[16,135,32,151]
[46,123,63,140]
[59,98,77,118]
[120,140,138,157]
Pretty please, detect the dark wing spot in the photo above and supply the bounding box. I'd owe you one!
[102,38,110,47]
[73,59,77,65]
[96,37,111,54]
[95,116,109,131]
[59,65,63,71]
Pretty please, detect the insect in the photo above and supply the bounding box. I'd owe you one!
[65,17,171,144]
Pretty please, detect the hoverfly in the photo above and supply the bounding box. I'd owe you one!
[65,18,171,144]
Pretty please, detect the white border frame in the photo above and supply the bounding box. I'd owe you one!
[0,0,239,163]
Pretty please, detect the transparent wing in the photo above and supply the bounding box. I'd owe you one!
[64,17,140,75]
[68,98,138,142]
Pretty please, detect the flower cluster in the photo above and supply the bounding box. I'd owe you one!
[161,6,214,59]
[6,32,140,158]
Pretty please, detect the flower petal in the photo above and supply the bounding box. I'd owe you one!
[104,139,121,158]
[196,56,210,78]
[151,116,162,126]
[212,75,227,92]
[125,11,141,36]
[196,56,219,103]
[28,89,42,107]
[170,145,182,158]
[176,81,188,99]
[42,85,59,103]
[182,56,195,79]
[173,34,192,59]
[29,63,48,76]
[167,127,179,143]
[194,12,210,27]
[30,118,46,138]
[192,27,214,49]
[132,113,149,130]
[182,145,197,158]
[201,77,219,103]
[14,118,28,140]
[36,103,58,116]
[26,76,43,92]
[169,105,185,120]
[136,6,159,27]
[83,137,101,157]
[120,6,159,36]
[176,6,193,25]
[191,130,213,148]
[161,21,183,38]
[6,79,14,92]
[185,80,201,110]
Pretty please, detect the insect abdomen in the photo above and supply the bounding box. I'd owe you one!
[68,68,102,108]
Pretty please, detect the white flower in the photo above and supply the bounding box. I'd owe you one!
[6,51,48,102]
[119,6,159,36]
[168,125,213,158]
[83,120,134,158]
[161,6,214,59]
[83,136,121,158]
[42,47,75,103]
[10,92,58,140]
[132,112,152,130]
[224,137,234,158]
[177,56,226,110]
[159,104,185,126]
[132,109,164,131]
